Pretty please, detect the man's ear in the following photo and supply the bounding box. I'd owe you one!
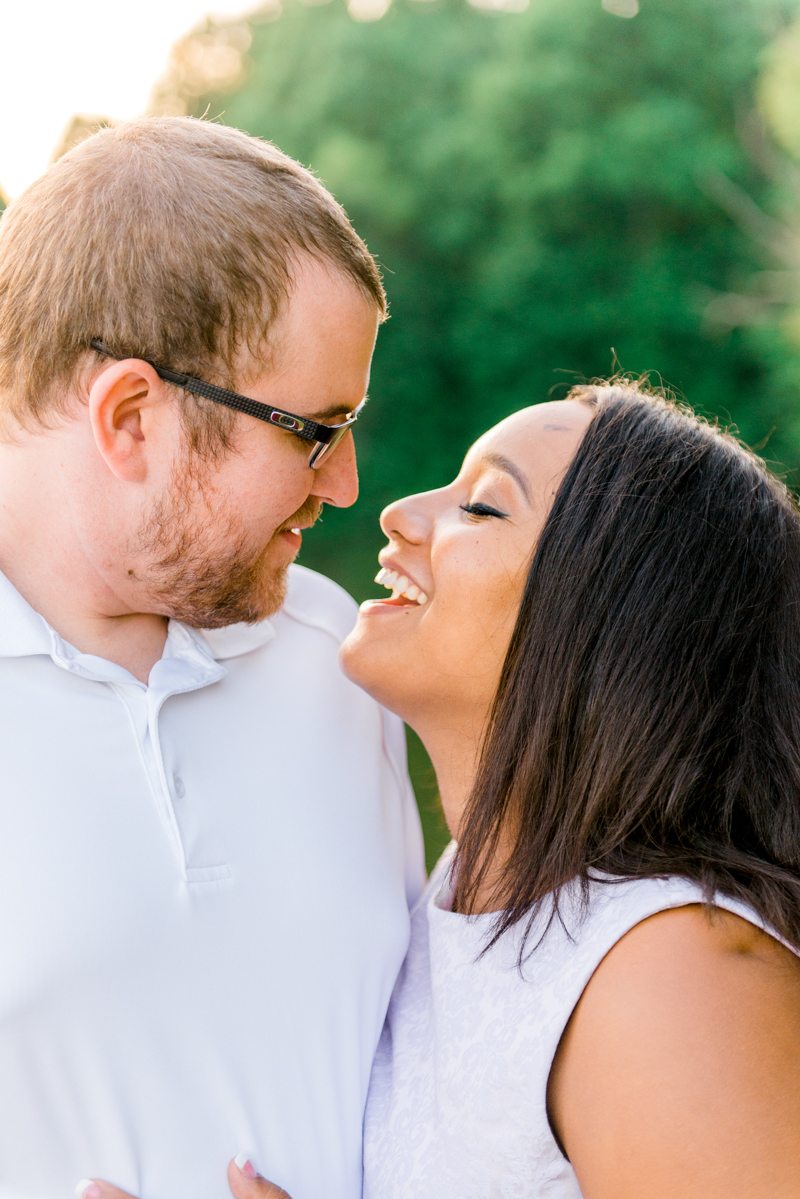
[88,359,173,483]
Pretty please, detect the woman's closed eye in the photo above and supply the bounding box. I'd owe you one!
[460,502,510,520]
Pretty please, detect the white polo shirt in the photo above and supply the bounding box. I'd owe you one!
[0,563,424,1199]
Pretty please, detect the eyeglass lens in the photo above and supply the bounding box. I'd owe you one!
[310,424,352,469]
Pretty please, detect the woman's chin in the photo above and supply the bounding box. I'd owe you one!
[339,621,415,722]
[339,624,386,695]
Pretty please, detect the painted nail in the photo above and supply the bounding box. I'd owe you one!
[75,1182,101,1199]
[234,1153,257,1180]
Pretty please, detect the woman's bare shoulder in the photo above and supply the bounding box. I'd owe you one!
[548,902,800,1199]
[597,899,800,971]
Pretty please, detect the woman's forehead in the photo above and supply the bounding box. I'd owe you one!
[467,400,592,478]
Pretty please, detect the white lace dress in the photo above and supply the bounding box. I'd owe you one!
[363,844,779,1199]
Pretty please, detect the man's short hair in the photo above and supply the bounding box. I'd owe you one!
[0,116,386,452]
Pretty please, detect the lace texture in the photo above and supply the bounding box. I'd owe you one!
[364,845,773,1199]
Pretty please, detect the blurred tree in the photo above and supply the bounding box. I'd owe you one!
[154,0,800,586]
[760,7,800,158]
[153,0,800,863]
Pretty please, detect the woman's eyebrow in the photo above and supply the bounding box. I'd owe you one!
[481,451,531,503]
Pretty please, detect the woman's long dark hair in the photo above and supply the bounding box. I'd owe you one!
[452,382,800,951]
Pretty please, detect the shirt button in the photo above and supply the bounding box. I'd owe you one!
[173,775,186,798]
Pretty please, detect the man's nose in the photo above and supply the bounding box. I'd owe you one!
[310,431,359,508]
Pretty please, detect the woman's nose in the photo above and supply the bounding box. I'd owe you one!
[380,491,434,545]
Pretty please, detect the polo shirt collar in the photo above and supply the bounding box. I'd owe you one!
[0,568,277,673]
[197,620,276,660]
[0,568,54,658]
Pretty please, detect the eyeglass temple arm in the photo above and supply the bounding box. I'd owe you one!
[89,339,332,445]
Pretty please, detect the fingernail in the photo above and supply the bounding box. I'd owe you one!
[75,1182,101,1199]
[234,1153,257,1180]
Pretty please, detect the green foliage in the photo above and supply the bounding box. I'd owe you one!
[177,0,800,862]
[183,0,800,594]
[406,726,450,871]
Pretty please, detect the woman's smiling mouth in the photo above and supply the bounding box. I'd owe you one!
[374,567,428,605]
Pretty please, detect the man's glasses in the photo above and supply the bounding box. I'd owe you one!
[90,340,365,469]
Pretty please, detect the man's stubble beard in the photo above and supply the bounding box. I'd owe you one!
[132,451,321,629]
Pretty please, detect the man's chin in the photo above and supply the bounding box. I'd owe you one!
[162,562,290,630]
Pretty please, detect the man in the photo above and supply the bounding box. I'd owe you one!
[0,117,424,1199]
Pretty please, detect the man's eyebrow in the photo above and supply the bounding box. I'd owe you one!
[308,396,368,423]
[481,451,531,503]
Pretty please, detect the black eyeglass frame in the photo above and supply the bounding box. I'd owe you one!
[90,339,365,468]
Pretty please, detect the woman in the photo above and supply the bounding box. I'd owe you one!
[89,383,800,1197]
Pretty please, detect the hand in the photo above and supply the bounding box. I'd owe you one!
[75,1155,293,1199]
[228,1154,292,1199]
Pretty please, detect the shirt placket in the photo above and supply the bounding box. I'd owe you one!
[110,681,188,872]
[50,626,226,879]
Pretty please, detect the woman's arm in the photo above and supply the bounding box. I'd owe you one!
[547,904,800,1199]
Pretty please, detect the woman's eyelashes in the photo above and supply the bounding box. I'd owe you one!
[460,502,510,520]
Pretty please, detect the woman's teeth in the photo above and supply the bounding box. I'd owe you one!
[374,567,427,605]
